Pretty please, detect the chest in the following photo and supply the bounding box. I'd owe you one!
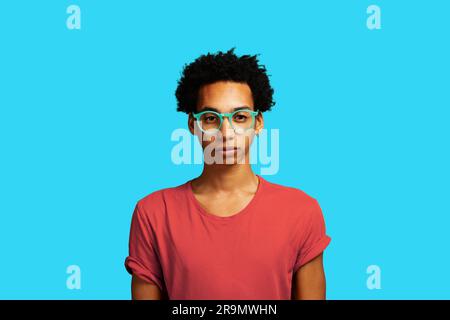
[165,212,299,279]
[193,192,255,217]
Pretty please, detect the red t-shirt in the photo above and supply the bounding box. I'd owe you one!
[124,175,331,299]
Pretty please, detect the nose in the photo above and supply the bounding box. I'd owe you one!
[219,116,236,142]
[221,116,234,134]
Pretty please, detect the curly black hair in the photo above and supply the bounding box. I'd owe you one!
[175,47,275,114]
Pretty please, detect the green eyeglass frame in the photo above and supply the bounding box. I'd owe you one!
[192,109,259,133]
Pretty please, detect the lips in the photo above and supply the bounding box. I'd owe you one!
[217,146,239,152]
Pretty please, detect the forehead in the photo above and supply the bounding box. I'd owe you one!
[196,81,254,112]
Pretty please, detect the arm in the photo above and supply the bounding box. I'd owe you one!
[126,202,167,300]
[291,253,326,300]
[131,274,164,300]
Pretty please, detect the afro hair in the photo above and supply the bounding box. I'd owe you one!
[175,47,275,114]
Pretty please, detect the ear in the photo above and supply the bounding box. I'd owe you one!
[188,113,196,135]
[254,112,264,135]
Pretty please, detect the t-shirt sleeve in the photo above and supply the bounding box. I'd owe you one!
[124,201,164,292]
[293,198,331,272]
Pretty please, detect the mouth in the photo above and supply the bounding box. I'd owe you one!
[216,147,239,153]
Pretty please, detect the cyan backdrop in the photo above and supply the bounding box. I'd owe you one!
[0,0,449,299]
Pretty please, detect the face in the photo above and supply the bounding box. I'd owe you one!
[188,81,264,165]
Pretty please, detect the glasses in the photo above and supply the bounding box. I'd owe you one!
[192,109,259,134]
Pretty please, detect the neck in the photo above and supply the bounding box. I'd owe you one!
[194,163,257,192]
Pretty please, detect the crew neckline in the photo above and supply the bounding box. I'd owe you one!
[186,174,265,222]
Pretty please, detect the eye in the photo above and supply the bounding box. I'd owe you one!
[201,114,219,123]
[233,113,249,122]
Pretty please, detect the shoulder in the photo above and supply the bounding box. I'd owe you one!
[261,177,318,209]
[135,181,187,220]
[261,178,327,242]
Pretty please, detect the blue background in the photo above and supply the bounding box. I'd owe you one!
[0,0,449,299]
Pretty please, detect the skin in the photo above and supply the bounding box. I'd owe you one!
[131,275,163,300]
[291,253,326,299]
[131,81,326,300]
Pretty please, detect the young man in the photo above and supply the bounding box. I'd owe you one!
[124,48,331,300]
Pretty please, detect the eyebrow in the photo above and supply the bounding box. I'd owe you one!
[198,105,253,112]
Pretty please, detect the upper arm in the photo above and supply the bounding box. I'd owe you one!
[131,275,165,300]
[291,198,331,299]
[125,201,166,299]
[291,252,326,300]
